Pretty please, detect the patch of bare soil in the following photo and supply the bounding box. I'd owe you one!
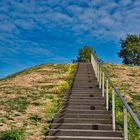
[0,72,43,88]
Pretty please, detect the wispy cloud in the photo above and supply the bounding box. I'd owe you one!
[0,0,140,77]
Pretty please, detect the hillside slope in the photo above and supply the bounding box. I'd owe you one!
[103,64,140,118]
[0,64,76,140]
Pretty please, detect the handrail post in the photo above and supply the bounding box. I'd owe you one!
[112,89,116,130]
[99,68,102,89]
[96,62,98,78]
[102,72,104,97]
[97,65,99,82]
[106,79,109,110]
[96,63,98,81]
[95,61,97,78]
[124,107,128,140]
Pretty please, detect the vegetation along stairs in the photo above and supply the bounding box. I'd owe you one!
[45,63,124,140]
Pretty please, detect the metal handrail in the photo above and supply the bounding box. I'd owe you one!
[91,53,140,139]
[100,60,140,127]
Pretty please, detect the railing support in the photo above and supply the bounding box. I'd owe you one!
[124,107,128,140]
[99,68,102,89]
[102,73,104,97]
[96,64,98,81]
[106,79,109,110]
[112,89,116,130]
[95,61,97,78]
[97,65,99,82]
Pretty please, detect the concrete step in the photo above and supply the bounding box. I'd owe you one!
[61,109,111,114]
[66,100,105,104]
[72,89,100,91]
[69,94,102,97]
[62,103,105,107]
[61,105,105,109]
[73,81,96,83]
[72,89,101,91]
[53,118,112,124]
[55,113,112,119]
[73,85,97,87]
[66,105,106,110]
[70,93,102,96]
[64,99,105,102]
[62,100,105,105]
[68,97,105,100]
[63,98,105,102]
[71,93,100,95]
[51,123,113,130]
[46,136,124,140]
[48,129,122,137]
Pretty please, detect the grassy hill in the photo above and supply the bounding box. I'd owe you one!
[0,64,77,140]
[0,63,139,139]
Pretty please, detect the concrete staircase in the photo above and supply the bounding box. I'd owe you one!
[46,63,123,140]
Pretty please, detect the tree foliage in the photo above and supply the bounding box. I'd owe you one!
[73,46,93,63]
[118,34,140,66]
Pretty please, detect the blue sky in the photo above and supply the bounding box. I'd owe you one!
[0,0,140,78]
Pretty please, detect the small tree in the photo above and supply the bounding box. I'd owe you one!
[75,46,93,63]
[118,34,140,66]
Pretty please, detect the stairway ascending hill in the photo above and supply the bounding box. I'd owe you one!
[45,63,123,140]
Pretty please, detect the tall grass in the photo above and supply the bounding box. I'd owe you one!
[0,127,25,140]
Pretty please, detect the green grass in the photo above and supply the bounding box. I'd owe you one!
[5,97,29,112]
[29,114,42,123]
[127,73,136,77]
[32,101,44,106]
[43,64,77,135]
[130,94,140,100]
[42,124,51,136]
[108,88,140,140]
[0,127,25,140]
[118,82,131,91]
[43,97,63,135]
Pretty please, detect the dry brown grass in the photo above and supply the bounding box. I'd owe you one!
[0,64,76,140]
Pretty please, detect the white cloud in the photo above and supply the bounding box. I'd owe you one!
[0,22,16,32]
[119,0,132,6]
[0,0,140,70]
[14,18,36,29]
